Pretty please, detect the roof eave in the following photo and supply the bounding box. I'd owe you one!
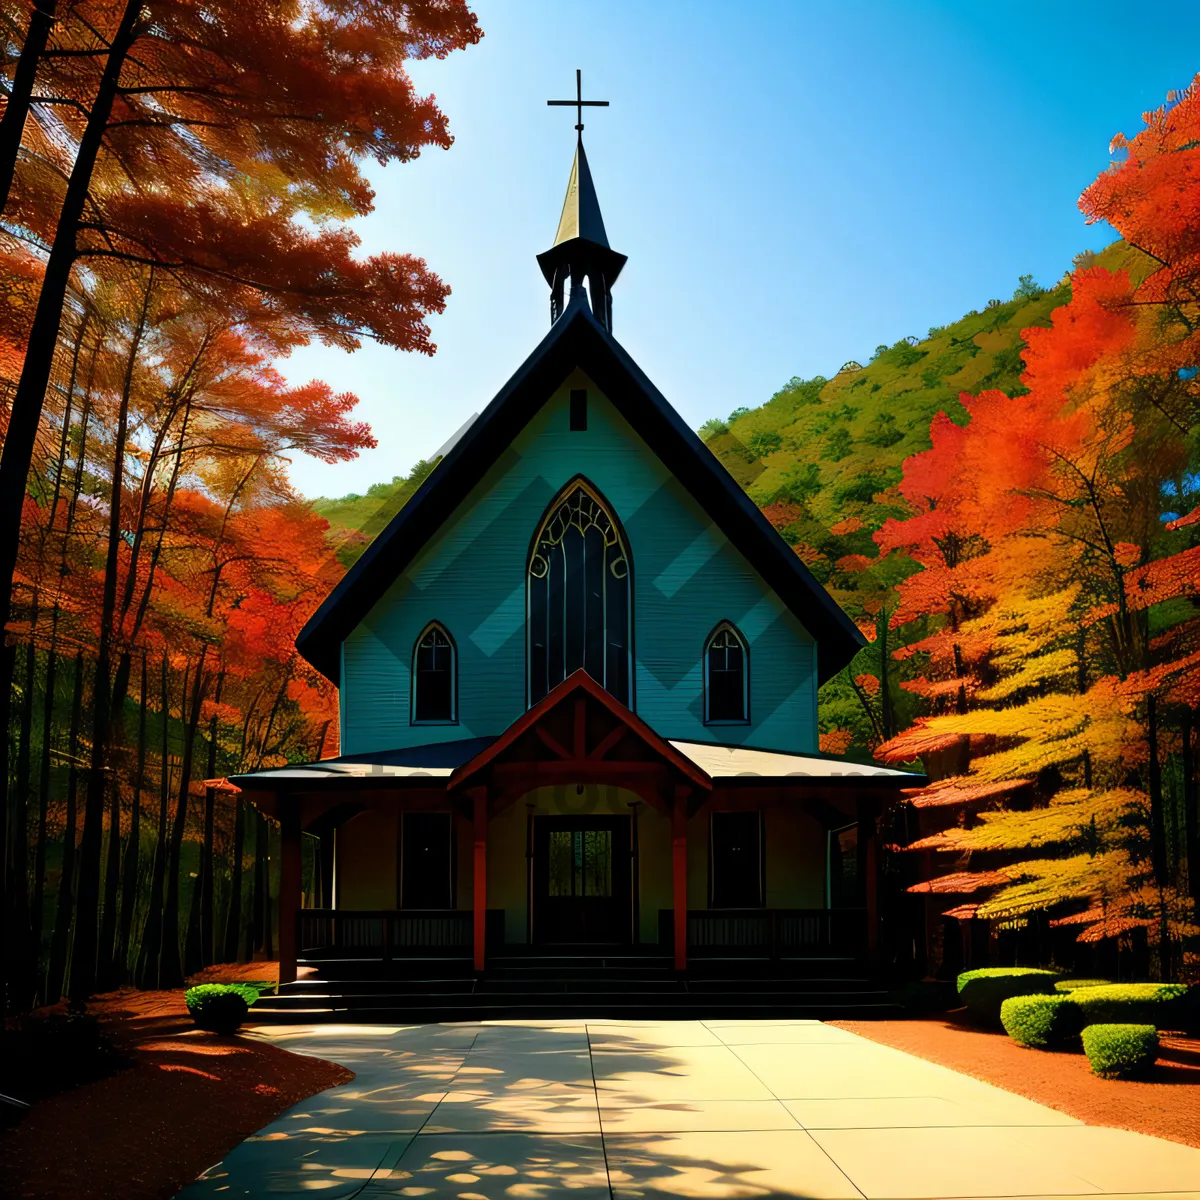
[536,239,628,287]
[297,294,866,685]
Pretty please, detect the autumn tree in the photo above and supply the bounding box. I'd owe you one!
[0,0,479,1001]
[878,79,1200,977]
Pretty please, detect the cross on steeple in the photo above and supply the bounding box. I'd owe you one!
[547,69,609,135]
[539,70,624,333]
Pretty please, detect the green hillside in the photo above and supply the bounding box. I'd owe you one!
[701,241,1144,579]
[311,458,437,567]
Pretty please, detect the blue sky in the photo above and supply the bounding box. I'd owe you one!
[282,0,1200,499]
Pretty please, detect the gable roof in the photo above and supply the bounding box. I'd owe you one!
[448,668,712,794]
[297,291,866,683]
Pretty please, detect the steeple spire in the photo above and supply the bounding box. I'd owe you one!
[539,71,626,331]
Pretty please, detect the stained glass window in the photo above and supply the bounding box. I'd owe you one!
[705,624,748,723]
[528,482,630,706]
[413,624,455,723]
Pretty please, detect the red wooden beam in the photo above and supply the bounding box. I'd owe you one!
[587,724,625,760]
[472,787,487,972]
[673,785,689,972]
[534,726,572,760]
[492,760,669,779]
[573,697,586,758]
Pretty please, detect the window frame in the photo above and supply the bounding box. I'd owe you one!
[525,475,634,710]
[708,810,765,909]
[410,621,458,726]
[703,620,750,725]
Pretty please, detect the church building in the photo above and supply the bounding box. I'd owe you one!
[232,103,921,990]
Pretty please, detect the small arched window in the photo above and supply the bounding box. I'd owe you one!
[705,623,748,724]
[412,623,456,724]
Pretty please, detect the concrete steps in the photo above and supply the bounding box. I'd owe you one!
[247,952,902,1024]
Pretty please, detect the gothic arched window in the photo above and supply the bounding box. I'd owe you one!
[528,480,631,707]
[412,623,456,724]
[704,622,749,724]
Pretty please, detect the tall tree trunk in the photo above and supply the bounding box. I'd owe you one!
[135,654,170,989]
[161,660,205,987]
[9,609,37,1008]
[116,650,147,975]
[0,0,57,214]
[45,651,83,1001]
[0,0,142,832]
[0,639,16,1018]
[97,779,122,987]
[1145,694,1171,979]
[31,620,58,983]
[27,312,89,999]
[223,795,245,962]
[1182,710,1199,928]
[70,273,153,1001]
[200,672,224,964]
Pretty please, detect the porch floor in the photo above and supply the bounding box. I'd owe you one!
[181,1019,1200,1199]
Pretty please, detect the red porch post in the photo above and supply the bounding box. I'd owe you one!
[672,786,689,971]
[472,787,487,972]
[278,805,302,986]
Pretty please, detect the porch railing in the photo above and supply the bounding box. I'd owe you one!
[297,909,504,960]
[659,908,867,960]
[296,906,865,962]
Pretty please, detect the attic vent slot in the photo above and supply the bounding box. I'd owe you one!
[570,389,588,431]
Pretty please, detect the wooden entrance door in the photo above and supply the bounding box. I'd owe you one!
[533,816,631,944]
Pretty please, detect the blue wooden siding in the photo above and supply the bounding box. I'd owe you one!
[340,372,818,754]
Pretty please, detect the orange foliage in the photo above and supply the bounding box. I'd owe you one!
[884,79,1200,961]
[819,730,854,755]
[762,501,802,530]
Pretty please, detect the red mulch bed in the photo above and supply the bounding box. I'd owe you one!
[832,1011,1200,1149]
[0,962,353,1200]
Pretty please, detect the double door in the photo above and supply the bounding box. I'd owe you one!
[533,816,631,945]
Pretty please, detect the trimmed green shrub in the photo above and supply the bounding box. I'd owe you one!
[1053,978,1112,993]
[1081,1024,1158,1079]
[185,984,250,1034]
[956,968,1059,1024]
[999,993,1082,1049]
[1070,983,1191,1029]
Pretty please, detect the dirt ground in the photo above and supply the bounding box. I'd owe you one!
[0,962,353,1200]
[832,1012,1200,1150]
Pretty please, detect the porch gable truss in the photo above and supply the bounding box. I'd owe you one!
[448,669,712,815]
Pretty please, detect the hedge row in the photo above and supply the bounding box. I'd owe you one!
[958,971,1191,1030]
[959,969,1193,1080]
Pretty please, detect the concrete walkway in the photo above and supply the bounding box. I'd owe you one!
[181,1020,1200,1199]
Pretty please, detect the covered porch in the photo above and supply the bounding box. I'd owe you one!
[230,673,919,985]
